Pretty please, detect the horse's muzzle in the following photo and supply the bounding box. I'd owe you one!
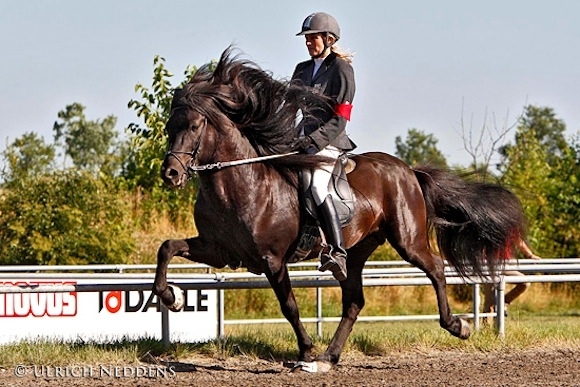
[161,165,188,188]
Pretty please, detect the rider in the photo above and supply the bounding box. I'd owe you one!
[290,12,356,281]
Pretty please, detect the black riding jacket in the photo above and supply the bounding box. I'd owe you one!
[291,52,356,151]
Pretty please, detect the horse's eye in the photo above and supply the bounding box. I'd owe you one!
[190,123,200,132]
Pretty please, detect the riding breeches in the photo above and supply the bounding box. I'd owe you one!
[310,146,341,206]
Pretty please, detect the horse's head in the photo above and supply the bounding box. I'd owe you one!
[161,88,210,188]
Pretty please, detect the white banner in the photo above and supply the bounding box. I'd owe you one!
[0,279,218,344]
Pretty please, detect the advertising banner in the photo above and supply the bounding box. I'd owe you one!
[0,279,218,344]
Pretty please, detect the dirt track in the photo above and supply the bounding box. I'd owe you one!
[2,348,580,386]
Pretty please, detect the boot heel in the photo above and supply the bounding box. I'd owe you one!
[319,257,347,281]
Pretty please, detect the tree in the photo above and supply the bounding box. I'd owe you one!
[395,128,448,168]
[0,171,134,265]
[53,103,119,175]
[500,105,568,166]
[124,56,201,225]
[125,56,199,190]
[499,108,580,258]
[544,136,580,257]
[499,128,552,248]
[1,132,55,186]
[460,103,521,181]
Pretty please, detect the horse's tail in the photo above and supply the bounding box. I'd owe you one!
[413,165,526,279]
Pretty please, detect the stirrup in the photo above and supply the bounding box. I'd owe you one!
[319,249,347,281]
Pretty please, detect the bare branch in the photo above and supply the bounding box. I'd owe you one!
[460,99,524,180]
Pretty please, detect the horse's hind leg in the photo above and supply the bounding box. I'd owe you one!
[266,269,314,362]
[394,245,470,339]
[387,216,470,339]
[414,251,470,339]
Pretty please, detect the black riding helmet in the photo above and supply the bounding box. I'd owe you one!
[296,12,340,58]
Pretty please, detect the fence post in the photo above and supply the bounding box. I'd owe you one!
[495,277,506,339]
[316,284,323,337]
[218,275,225,339]
[472,283,480,330]
[161,304,170,348]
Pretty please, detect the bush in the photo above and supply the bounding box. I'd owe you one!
[0,171,134,265]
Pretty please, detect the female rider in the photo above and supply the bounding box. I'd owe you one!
[291,12,356,281]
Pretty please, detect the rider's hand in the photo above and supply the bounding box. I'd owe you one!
[291,136,313,152]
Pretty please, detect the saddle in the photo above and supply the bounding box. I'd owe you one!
[289,154,356,263]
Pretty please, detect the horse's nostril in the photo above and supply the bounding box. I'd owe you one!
[166,168,179,178]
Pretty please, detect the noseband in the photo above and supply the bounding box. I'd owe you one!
[164,117,208,179]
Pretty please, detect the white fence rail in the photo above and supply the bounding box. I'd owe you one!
[1,259,580,342]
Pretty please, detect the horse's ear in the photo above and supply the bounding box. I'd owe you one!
[171,88,185,110]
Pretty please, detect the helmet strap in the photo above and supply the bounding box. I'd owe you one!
[311,32,334,59]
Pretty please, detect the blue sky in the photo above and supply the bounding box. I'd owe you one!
[1,1,578,167]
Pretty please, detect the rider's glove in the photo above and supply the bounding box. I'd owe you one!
[291,136,313,152]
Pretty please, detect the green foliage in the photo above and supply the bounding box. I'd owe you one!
[53,103,121,175]
[517,105,568,163]
[125,56,198,190]
[499,105,580,258]
[543,140,580,257]
[0,171,134,265]
[124,56,200,224]
[1,132,55,185]
[395,128,448,168]
[368,244,402,261]
[500,105,568,167]
[125,56,175,190]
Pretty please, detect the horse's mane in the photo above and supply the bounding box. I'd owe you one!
[177,46,332,157]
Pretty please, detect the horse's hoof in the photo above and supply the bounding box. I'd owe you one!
[458,318,471,339]
[166,284,185,312]
[290,361,332,373]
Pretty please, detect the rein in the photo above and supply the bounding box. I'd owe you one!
[188,151,299,173]
[165,115,299,174]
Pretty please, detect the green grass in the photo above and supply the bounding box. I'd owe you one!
[2,282,578,366]
[2,315,579,367]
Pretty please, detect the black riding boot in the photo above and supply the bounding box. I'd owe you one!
[318,194,348,281]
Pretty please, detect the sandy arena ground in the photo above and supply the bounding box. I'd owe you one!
[2,348,580,387]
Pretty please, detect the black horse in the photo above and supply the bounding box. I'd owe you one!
[153,47,526,371]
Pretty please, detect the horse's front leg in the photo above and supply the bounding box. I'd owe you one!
[317,242,371,366]
[152,239,187,309]
[153,237,225,310]
[265,269,313,362]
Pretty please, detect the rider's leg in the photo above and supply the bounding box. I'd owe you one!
[311,146,347,281]
[317,194,347,281]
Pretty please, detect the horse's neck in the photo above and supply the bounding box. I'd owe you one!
[201,134,286,208]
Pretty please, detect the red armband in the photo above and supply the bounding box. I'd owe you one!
[334,101,353,121]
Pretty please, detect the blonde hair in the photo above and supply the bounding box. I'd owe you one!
[331,44,354,64]
[326,34,354,63]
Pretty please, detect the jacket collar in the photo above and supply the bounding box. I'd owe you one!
[310,51,337,83]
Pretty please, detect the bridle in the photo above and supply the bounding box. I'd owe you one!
[164,116,298,178]
[164,117,208,179]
